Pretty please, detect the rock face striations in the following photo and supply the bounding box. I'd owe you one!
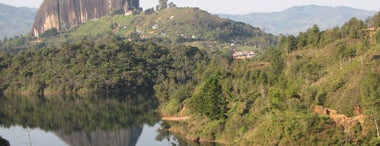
[32,0,139,37]
[55,128,143,146]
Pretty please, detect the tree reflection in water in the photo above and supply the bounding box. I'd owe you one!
[0,136,10,146]
[0,92,160,146]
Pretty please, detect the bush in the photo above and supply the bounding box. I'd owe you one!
[336,43,356,59]
[40,28,59,38]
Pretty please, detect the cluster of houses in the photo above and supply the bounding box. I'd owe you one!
[233,50,256,59]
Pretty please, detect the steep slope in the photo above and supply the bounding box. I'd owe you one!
[0,4,36,38]
[155,13,380,145]
[220,5,376,35]
[32,0,139,37]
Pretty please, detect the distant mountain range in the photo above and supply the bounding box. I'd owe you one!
[219,5,377,35]
[0,3,37,38]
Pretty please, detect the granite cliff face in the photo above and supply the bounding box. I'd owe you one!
[32,0,139,37]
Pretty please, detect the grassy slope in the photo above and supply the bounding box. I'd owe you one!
[1,8,275,54]
[55,8,273,50]
[68,14,135,36]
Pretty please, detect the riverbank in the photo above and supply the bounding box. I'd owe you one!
[162,116,191,121]
[168,125,231,145]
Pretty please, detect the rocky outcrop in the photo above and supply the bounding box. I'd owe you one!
[32,0,139,37]
[313,105,366,133]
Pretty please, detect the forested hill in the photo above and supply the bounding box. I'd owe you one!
[0,6,276,94]
[154,12,380,145]
[0,38,208,95]
[0,7,276,53]
[0,4,37,38]
[220,5,376,35]
[67,7,273,44]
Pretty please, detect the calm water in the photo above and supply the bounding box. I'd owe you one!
[0,123,177,146]
[0,94,184,146]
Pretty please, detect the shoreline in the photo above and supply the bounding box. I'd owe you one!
[161,116,191,121]
[161,116,231,145]
[168,127,231,145]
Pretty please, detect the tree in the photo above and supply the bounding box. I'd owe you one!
[360,74,380,139]
[262,47,284,76]
[41,28,59,38]
[305,25,320,47]
[188,74,227,120]
[342,17,365,39]
[373,12,380,28]
[156,0,168,10]
[168,2,177,9]
[279,35,297,55]
[375,31,380,44]
[297,32,307,48]
[335,43,356,59]
[144,8,155,15]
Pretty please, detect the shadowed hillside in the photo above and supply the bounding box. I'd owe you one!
[0,4,36,38]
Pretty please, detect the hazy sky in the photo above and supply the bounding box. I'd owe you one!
[0,0,379,14]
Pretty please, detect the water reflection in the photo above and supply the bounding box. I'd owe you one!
[56,128,142,146]
[0,93,159,130]
[0,136,10,146]
[0,93,169,146]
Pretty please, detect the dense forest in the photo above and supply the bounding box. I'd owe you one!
[0,6,380,145]
[0,37,208,95]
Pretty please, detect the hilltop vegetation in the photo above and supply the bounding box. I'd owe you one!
[0,7,275,54]
[68,8,271,44]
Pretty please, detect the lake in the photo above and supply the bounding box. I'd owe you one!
[0,93,187,146]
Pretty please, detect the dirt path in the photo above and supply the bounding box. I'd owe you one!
[162,116,191,121]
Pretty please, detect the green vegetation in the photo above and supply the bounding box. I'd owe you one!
[156,13,380,145]
[188,74,227,120]
[68,14,136,37]
[0,35,36,53]
[1,6,380,146]
[0,7,275,56]
[0,37,207,95]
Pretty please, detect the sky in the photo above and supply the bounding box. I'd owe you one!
[0,0,379,14]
